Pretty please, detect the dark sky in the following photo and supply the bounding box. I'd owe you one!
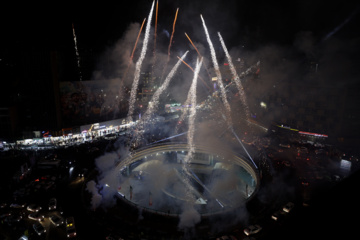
[0,0,359,97]
[1,1,359,52]
[0,0,360,138]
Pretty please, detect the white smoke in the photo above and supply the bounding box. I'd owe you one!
[86,180,102,210]
[178,203,201,229]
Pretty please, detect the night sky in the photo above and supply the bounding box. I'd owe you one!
[1,1,359,54]
[0,0,360,135]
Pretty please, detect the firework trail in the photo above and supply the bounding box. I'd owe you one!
[144,50,189,119]
[154,0,159,52]
[161,8,179,79]
[238,61,260,78]
[168,8,179,59]
[184,32,201,57]
[132,51,188,146]
[185,57,203,162]
[183,57,203,199]
[218,32,250,120]
[151,0,159,74]
[72,23,82,81]
[177,56,211,91]
[200,14,232,127]
[185,32,213,86]
[122,18,146,83]
[127,1,155,121]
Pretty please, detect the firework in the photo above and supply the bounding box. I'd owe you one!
[144,50,189,119]
[184,32,201,57]
[184,32,212,82]
[122,18,146,83]
[168,8,179,59]
[200,15,232,127]
[127,1,155,121]
[72,23,82,81]
[177,56,211,91]
[152,0,159,71]
[154,0,159,51]
[218,32,250,120]
[161,8,180,79]
[182,57,203,199]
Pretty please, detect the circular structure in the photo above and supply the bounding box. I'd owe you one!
[116,142,260,217]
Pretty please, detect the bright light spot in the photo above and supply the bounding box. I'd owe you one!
[260,101,267,109]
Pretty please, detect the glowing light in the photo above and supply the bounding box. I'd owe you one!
[260,101,267,108]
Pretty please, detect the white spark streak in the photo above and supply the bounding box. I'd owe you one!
[218,32,250,120]
[144,51,189,119]
[127,1,155,121]
[200,15,232,127]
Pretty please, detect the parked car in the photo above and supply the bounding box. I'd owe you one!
[244,225,262,236]
[283,202,294,213]
[28,212,45,222]
[66,226,77,238]
[33,222,46,235]
[48,198,57,210]
[50,214,64,227]
[66,216,77,238]
[271,210,286,221]
[27,204,42,212]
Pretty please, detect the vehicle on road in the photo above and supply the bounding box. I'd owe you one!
[66,216,77,238]
[33,222,46,235]
[28,212,44,221]
[27,204,42,212]
[50,214,64,226]
[10,202,26,208]
[283,202,294,213]
[244,224,262,236]
[66,226,77,238]
[48,198,57,210]
[271,210,286,221]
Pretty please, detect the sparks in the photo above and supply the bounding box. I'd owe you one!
[218,32,250,120]
[122,18,146,83]
[201,15,233,127]
[127,1,155,121]
[72,23,82,81]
